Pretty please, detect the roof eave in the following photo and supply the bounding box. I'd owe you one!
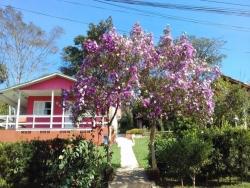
[0,73,76,93]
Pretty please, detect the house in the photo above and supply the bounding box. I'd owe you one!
[0,73,117,144]
[221,75,250,92]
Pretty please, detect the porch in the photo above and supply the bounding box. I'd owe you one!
[0,114,108,131]
[0,73,110,131]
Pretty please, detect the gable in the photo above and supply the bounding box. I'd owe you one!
[20,76,75,90]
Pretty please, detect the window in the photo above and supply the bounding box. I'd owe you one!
[33,101,51,115]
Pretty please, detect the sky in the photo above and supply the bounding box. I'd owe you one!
[1,0,250,83]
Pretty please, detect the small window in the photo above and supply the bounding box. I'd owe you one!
[33,101,51,115]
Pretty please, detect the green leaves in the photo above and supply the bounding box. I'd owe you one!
[155,130,213,186]
[60,17,113,76]
[213,78,250,127]
[0,138,109,188]
[55,140,107,188]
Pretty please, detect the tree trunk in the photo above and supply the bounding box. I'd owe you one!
[191,175,196,188]
[107,123,111,163]
[149,121,158,170]
[181,177,184,187]
[107,103,119,163]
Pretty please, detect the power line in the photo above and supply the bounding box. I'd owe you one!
[92,0,250,32]
[0,3,128,34]
[4,0,248,34]
[0,3,249,56]
[53,0,250,32]
[102,0,250,18]
[55,0,151,17]
[199,0,250,8]
[54,0,250,54]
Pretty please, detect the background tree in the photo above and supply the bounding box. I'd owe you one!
[0,63,7,84]
[188,36,226,66]
[0,6,63,85]
[60,17,113,76]
[213,78,250,127]
[0,63,8,115]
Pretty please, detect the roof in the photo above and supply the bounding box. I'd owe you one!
[0,72,76,93]
[221,75,250,91]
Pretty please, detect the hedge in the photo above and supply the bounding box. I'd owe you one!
[0,138,109,188]
[126,128,144,135]
[154,127,250,186]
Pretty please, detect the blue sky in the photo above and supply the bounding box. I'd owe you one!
[2,0,250,83]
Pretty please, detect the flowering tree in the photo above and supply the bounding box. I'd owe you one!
[65,25,154,162]
[66,23,220,166]
[138,27,220,170]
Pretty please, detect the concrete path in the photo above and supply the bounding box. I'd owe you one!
[109,168,153,188]
[115,137,139,170]
[109,136,156,188]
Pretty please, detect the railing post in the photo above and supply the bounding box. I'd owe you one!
[15,91,21,130]
[93,116,96,127]
[102,116,104,126]
[32,115,36,129]
[6,115,9,129]
[50,90,54,129]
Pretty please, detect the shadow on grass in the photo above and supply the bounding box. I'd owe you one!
[145,173,250,188]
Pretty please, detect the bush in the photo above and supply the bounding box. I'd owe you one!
[55,140,107,188]
[201,126,250,182]
[0,138,108,188]
[119,110,134,133]
[155,130,212,186]
[155,127,250,186]
[0,142,33,187]
[126,128,144,135]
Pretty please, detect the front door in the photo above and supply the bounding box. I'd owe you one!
[64,108,73,129]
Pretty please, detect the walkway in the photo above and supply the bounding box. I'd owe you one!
[109,136,155,188]
[116,137,139,170]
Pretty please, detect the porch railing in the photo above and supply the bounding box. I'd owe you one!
[0,115,108,131]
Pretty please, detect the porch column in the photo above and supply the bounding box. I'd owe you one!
[15,91,21,130]
[50,90,54,129]
[8,105,11,116]
[62,101,65,129]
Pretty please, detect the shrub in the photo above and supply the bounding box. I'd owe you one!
[126,128,144,135]
[201,126,250,182]
[155,130,212,187]
[55,139,107,188]
[0,138,108,188]
[0,178,10,188]
[27,138,70,187]
[119,110,134,133]
[0,142,33,187]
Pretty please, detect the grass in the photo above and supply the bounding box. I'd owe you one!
[132,137,149,169]
[98,144,121,169]
[220,182,250,188]
[159,178,250,188]
[111,143,121,169]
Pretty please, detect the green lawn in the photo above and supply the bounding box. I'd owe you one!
[220,183,250,188]
[111,143,121,169]
[132,137,149,169]
[98,144,121,169]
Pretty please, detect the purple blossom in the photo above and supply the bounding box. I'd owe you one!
[142,98,150,108]
[66,23,219,125]
[84,39,99,53]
